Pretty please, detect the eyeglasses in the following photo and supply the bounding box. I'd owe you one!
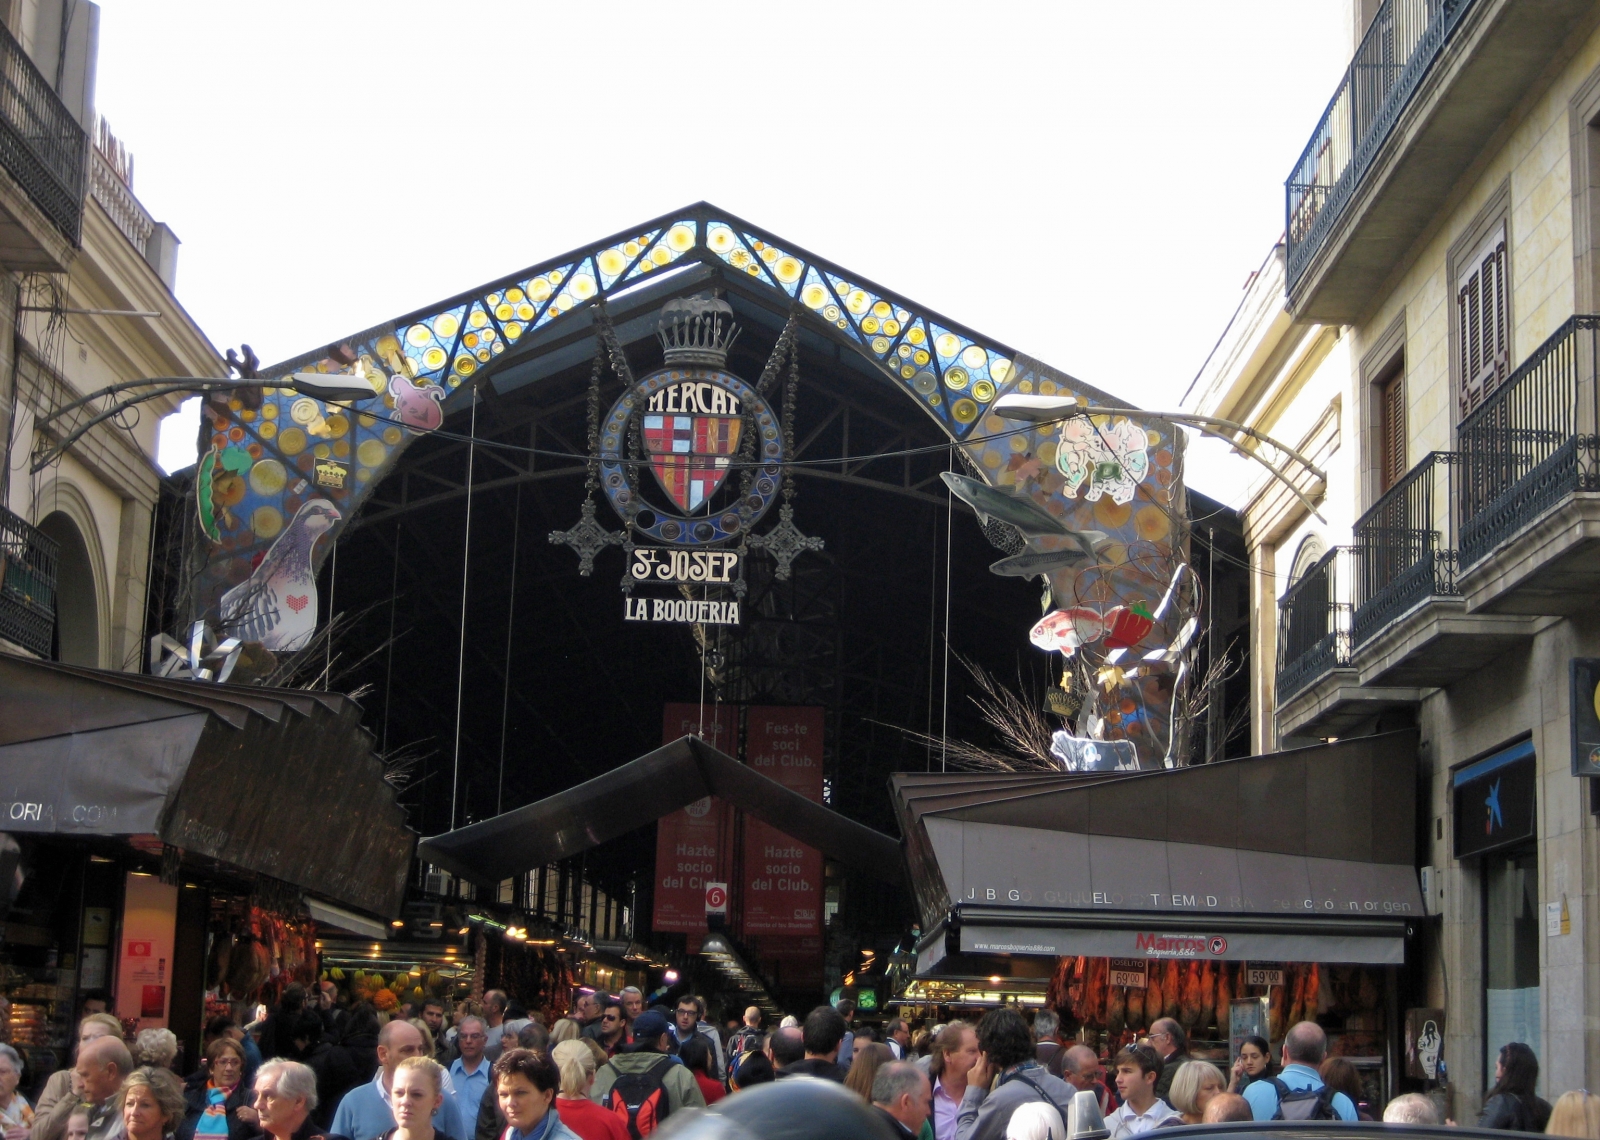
[602,1014,621,1022]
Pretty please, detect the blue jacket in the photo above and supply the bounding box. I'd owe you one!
[329,1071,461,1140]
[1242,1064,1356,1121]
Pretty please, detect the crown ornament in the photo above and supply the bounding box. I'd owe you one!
[657,294,741,367]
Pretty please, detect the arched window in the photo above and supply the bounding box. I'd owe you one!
[37,512,98,667]
[1279,535,1331,670]
[1289,534,1326,584]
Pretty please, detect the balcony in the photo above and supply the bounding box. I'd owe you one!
[1349,450,1535,686]
[88,132,152,253]
[0,504,57,658]
[1277,547,1351,704]
[1285,0,1592,320]
[1457,315,1600,614]
[1276,546,1425,740]
[0,18,84,263]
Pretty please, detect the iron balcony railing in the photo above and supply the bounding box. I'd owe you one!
[1352,451,1460,648]
[0,503,57,657]
[0,19,85,243]
[1276,546,1352,703]
[1457,315,1600,568]
[1285,0,1475,293]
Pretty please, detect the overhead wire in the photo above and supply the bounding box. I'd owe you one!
[449,389,479,830]
[305,400,1113,471]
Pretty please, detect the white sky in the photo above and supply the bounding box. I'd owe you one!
[118,2,1353,493]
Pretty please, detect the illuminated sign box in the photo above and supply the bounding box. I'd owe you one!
[1452,738,1536,860]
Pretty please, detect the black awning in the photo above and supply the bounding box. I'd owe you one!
[0,654,414,916]
[417,734,904,885]
[894,731,1424,971]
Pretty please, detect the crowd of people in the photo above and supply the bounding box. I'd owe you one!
[5,987,1597,1140]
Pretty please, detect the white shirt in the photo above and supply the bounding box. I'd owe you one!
[1107,1098,1178,1139]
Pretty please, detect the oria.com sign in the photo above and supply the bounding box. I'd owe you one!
[1135,932,1228,958]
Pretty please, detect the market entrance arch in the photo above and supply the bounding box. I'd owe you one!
[165,204,1196,1007]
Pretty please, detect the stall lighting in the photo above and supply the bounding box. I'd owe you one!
[989,976,1002,984]
[130,870,153,877]
[458,927,470,935]
[391,920,405,928]
[429,922,443,928]
[89,856,113,863]
[663,969,679,983]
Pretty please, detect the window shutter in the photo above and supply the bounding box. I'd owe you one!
[1458,224,1508,417]
[1381,373,1406,491]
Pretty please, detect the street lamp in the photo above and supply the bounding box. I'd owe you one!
[31,371,377,473]
[990,393,1328,522]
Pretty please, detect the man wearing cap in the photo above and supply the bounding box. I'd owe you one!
[591,1011,706,1118]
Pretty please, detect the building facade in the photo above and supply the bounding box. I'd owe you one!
[0,0,223,671]
[1187,0,1600,1114]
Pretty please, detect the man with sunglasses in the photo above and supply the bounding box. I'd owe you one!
[594,999,630,1057]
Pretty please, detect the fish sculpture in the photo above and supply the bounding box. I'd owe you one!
[1030,607,1105,653]
[988,537,1111,578]
[941,472,1073,538]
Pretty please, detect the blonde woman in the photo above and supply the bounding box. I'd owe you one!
[121,1068,188,1140]
[1548,1091,1600,1139]
[1165,1061,1226,1126]
[548,1020,581,1045]
[389,1058,453,1140]
[549,1042,626,1140]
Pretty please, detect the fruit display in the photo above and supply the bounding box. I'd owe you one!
[317,961,474,1009]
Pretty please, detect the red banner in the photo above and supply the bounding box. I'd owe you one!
[652,704,735,934]
[741,706,825,937]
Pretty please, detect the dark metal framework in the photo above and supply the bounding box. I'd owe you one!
[1276,546,1351,702]
[1285,0,1475,293]
[0,19,85,243]
[1457,315,1600,567]
[313,274,1039,914]
[1351,450,1459,647]
[0,501,57,657]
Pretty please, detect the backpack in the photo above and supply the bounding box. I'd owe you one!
[604,1056,674,1138]
[726,1032,761,1085]
[1005,1070,1077,1128]
[1270,1077,1340,1121]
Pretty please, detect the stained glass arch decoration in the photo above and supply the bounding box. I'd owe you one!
[191,202,1190,765]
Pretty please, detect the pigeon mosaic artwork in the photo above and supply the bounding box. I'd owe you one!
[185,207,1193,767]
[218,498,341,652]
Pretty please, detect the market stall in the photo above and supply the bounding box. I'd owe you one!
[892,731,1422,1108]
[316,939,475,1012]
[1042,956,1391,1102]
[0,655,416,1070]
